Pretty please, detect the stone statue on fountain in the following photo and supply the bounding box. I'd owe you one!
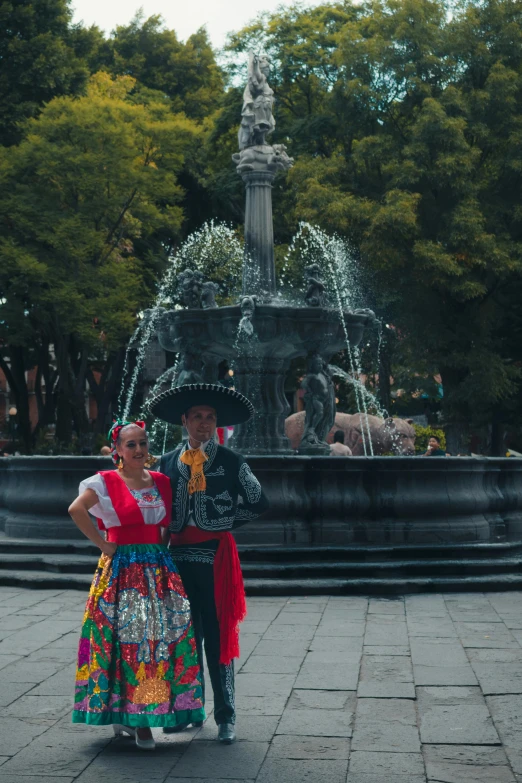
[238,296,257,339]
[201,281,219,309]
[233,53,294,175]
[174,353,203,386]
[238,53,275,149]
[177,269,204,308]
[299,352,337,454]
[304,264,327,307]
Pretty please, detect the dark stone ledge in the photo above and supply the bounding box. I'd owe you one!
[0,455,521,545]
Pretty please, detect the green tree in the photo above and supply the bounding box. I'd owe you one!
[0,72,200,447]
[108,13,224,121]
[0,0,103,146]
[242,0,522,454]
[105,13,226,235]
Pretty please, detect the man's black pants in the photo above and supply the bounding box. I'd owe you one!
[175,558,235,726]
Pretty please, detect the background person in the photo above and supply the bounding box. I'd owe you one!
[329,429,352,456]
[423,435,447,456]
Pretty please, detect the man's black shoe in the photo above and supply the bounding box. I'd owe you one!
[163,720,204,734]
[217,723,236,744]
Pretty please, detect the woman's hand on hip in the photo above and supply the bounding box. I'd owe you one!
[100,541,117,557]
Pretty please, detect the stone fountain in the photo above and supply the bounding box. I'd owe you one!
[1,53,522,594]
[154,52,374,455]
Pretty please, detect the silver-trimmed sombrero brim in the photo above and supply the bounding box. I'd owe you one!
[146,383,254,427]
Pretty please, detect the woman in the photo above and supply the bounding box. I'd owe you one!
[68,419,205,750]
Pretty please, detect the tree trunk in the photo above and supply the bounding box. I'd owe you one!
[490,409,506,456]
[53,330,74,445]
[439,365,470,455]
[33,341,56,438]
[1,347,32,451]
[71,344,89,436]
[86,347,127,436]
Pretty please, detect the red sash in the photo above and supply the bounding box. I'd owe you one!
[170,527,247,665]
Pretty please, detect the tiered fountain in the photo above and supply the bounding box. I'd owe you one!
[154,52,374,456]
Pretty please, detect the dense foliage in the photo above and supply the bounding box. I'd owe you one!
[1,0,522,454]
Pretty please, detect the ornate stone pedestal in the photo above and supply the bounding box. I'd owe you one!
[232,356,290,454]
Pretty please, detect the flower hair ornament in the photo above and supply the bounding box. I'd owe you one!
[107,419,147,469]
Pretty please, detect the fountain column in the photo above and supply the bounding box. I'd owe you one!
[242,168,277,297]
[233,355,291,454]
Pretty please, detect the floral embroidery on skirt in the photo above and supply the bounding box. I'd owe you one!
[72,544,205,728]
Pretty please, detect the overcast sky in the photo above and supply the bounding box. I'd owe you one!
[71,0,314,48]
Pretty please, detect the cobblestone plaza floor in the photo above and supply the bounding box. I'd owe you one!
[0,588,521,782]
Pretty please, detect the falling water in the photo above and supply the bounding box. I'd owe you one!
[329,365,387,418]
[286,223,374,455]
[117,221,244,425]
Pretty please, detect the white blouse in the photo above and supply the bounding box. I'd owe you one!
[79,473,166,529]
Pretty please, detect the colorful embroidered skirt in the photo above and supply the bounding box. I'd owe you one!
[72,544,205,728]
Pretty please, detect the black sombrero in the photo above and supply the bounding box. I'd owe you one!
[146,383,254,427]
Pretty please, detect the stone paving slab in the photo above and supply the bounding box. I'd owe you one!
[194,716,279,742]
[1,588,522,783]
[171,740,268,779]
[240,655,303,674]
[487,695,522,777]
[423,744,516,783]
[0,778,76,783]
[347,750,425,783]
[358,654,415,698]
[0,717,56,756]
[266,735,351,760]
[276,705,354,738]
[469,660,522,694]
[308,636,363,653]
[294,662,359,691]
[168,780,255,783]
[256,758,348,783]
[363,645,410,656]
[74,741,183,782]
[454,621,519,648]
[410,638,478,686]
[417,686,500,744]
[351,698,421,752]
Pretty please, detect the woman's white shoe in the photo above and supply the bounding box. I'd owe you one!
[135,731,156,750]
[113,724,136,738]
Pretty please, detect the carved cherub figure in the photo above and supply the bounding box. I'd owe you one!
[175,353,203,386]
[300,352,336,449]
[238,295,256,338]
[304,264,327,307]
[201,281,219,309]
[177,269,204,308]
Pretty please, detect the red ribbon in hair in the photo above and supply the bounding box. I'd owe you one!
[109,419,146,442]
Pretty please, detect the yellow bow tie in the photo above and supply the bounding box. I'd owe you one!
[180,448,208,494]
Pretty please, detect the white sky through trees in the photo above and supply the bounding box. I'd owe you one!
[71,0,317,47]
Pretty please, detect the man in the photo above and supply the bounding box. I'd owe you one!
[423,435,447,456]
[329,430,352,456]
[148,383,269,744]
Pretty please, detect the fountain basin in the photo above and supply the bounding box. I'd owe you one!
[157,304,373,360]
[1,456,521,545]
[157,305,374,454]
